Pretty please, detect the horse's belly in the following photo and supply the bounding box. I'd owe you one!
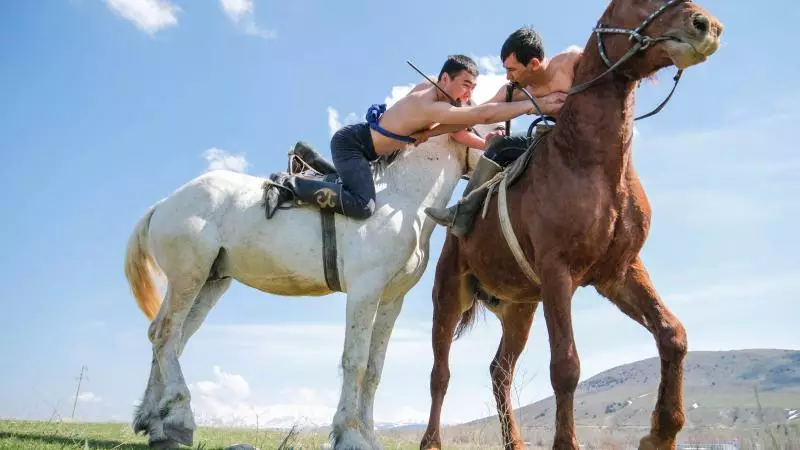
[221,208,332,296]
[225,245,331,296]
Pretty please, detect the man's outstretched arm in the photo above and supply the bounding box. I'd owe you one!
[424,100,534,126]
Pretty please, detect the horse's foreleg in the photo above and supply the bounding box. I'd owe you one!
[359,294,405,450]
[597,257,687,450]
[540,262,580,450]
[492,301,538,450]
[420,239,470,450]
[331,279,385,450]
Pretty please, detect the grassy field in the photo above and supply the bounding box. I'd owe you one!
[0,419,335,450]
[0,419,483,450]
[2,419,799,449]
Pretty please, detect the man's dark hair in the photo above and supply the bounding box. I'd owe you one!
[501,26,545,65]
[438,54,479,81]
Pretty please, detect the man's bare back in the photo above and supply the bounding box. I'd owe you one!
[368,85,445,155]
[484,47,583,115]
[521,48,580,98]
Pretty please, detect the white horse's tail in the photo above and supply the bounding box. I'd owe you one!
[124,203,164,321]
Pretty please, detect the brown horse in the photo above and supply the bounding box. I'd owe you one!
[419,0,723,449]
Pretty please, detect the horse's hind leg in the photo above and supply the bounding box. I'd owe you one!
[134,277,230,448]
[596,257,687,450]
[491,301,538,450]
[178,277,231,355]
[149,278,206,447]
[134,346,171,447]
[359,293,405,450]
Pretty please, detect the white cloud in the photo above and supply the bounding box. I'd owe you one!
[219,0,276,39]
[203,147,249,173]
[188,366,336,428]
[326,107,358,136]
[73,392,102,403]
[474,55,503,75]
[220,0,251,21]
[326,107,341,136]
[105,0,179,34]
[194,365,250,399]
[385,84,415,108]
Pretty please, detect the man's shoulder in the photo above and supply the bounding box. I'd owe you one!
[552,45,583,64]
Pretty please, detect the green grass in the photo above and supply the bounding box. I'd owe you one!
[0,419,332,450]
[0,419,507,450]
[3,418,799,450]
[0,419,465,450]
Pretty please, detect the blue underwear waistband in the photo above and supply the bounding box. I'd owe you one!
[365,104,416,144]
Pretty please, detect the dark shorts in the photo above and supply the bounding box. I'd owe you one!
[330,122,380,219]
[483,134,534,166]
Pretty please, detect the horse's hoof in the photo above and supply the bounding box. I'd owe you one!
[163,424,194,446]
[639,434,671,450]
[333,428,371,450]
[148,437,182,449]
[133,415,152,435]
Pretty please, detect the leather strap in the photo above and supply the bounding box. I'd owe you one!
[498,174,541,286]
[321,207,342,292]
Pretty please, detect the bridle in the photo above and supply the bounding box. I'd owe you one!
[568,0,689,120]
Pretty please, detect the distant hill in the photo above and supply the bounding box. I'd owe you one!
[461,349,800,430]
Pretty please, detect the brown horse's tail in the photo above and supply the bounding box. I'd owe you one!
[124,203,164,321]
[453,275,486,340]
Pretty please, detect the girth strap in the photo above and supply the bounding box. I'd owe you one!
[497,174,540,285]
[320,208,342,292]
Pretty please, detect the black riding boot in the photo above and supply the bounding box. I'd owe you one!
[287,176,345,214]
[266,172,375,219]
[290,141,337,175]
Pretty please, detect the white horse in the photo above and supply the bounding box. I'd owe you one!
[123,132,482,449]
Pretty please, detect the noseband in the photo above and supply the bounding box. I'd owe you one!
[568,0,689,120]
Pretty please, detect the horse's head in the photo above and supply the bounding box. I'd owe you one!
[594,0,723,79]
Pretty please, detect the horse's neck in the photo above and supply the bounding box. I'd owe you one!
[551,55,637,183]
[377,141,464,211]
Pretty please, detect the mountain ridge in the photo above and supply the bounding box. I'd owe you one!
[454,348,800,430]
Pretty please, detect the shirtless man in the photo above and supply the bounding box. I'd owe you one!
[269,55,540,220]
[425,26,582,237]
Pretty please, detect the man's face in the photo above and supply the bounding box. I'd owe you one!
[441,70,476,105]
[503,53,540,86]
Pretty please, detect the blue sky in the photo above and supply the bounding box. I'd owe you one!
[1,0,798,429]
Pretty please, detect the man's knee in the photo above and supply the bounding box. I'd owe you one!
[484,135,514,159]
[345,198,376,219]
[485,135,530,158]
